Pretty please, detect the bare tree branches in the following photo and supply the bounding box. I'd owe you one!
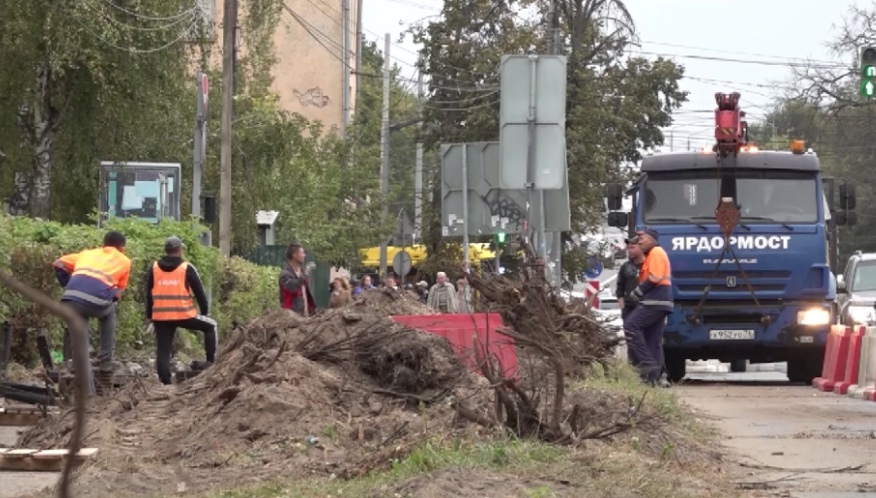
[454,239,635,444]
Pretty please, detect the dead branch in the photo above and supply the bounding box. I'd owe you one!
[0,269,87,498]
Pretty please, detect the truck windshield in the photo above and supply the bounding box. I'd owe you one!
[852,261,876,292]
[643,170,818,224]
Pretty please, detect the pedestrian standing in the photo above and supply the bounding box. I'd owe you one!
[53,231,131,395]
[145,236,217,385]
[616,236,645,322]
[456,276,472,313]
[623,228,673,386]
[279,243,316,316]
[427,272,458,313]
[329,277,352,308]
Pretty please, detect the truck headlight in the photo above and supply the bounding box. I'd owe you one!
[847,305,876,325]
[797,308,831,326]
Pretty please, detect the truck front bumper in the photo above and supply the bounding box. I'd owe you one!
[663,301,832,350]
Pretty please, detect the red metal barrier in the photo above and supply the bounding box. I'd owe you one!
[834,326,865,395]
[390,313,518,379]
[813,325,851,391]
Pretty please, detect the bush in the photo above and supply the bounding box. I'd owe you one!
[0,216,279,365]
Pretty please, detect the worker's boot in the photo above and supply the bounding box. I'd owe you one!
[190,360,213,371]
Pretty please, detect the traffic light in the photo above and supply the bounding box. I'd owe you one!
[861,47,876,98]
[494,231,506,247]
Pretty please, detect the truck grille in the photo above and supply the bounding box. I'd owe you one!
[673,270,790,295]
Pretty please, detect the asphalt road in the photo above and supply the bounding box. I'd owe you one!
[678,363,876,498]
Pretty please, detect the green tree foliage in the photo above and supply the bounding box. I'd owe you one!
[405,0,687,280]
[0,0,204,219]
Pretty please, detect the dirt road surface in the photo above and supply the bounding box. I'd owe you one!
[679,363,876,498]
[0,426,56,497]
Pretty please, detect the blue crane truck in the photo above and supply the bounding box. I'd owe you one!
[603,92,857,383]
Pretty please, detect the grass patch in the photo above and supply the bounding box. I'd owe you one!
[583,360,718,441]
[205,437,566,498]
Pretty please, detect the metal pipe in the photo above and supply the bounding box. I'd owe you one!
[462,145,470,272]
[524,55,538,254]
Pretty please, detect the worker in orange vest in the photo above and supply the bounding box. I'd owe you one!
[53,230,131,394]
[144,236,216,385]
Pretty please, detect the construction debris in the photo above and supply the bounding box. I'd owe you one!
[11,262,659,498]
[16,304,491,497]
[0,447,97,472]
[0,405,59,426]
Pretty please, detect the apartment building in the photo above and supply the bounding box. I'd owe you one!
[207,0,361,134]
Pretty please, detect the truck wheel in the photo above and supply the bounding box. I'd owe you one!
[664,352,686,383]
[787,351,823,384]
[730,360,747,373]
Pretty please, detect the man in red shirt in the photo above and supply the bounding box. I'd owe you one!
[279,243,316,316]
[624,227,673,385]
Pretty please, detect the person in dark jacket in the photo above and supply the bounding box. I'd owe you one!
[279,243,316,315]
[145,236,216,385]
[616,236,645,321]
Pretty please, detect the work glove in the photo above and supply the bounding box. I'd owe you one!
[145,322,155,335]
[628,288,643,304]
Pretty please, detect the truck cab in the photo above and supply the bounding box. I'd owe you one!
[603,92,856,383]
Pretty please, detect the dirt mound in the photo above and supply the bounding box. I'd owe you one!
[18,309,489,498]
[348,287,436,315]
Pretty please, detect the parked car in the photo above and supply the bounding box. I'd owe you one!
[837,251,876,326]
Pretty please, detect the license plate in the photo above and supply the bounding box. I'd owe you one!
[709,329,755,340]
[799,335,815,343]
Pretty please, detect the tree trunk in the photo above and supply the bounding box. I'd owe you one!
[10,63,60,219]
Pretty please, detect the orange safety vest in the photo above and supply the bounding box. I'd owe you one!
[54,247,131,305]
[150,262,197,321]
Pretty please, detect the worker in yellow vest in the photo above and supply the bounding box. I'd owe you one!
[145,236,216,385]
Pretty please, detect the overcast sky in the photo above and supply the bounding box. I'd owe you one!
[362,0,859,151]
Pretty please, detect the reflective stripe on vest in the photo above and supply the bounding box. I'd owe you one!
[151,262,197,321]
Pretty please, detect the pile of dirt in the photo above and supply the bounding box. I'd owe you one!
[18,308,489,498]
[348,287,436,315]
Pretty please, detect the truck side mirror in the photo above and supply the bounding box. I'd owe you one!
[840,183,856,210]
[835,210,857,227]
[836,274,846,292]
[604,183,624,211]
[607,211,628,228]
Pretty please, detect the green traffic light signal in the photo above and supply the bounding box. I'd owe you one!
[495,231,506,244]
[861,47,876,98]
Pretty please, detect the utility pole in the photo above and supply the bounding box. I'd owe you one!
[355,0,364,100]
[378,34,391,278]
[687,137,691,151]
[669,130,674,151]
[218,0,237,257]
[341,0,350,135]
[193,72,212,307]
[414,67,424,242]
